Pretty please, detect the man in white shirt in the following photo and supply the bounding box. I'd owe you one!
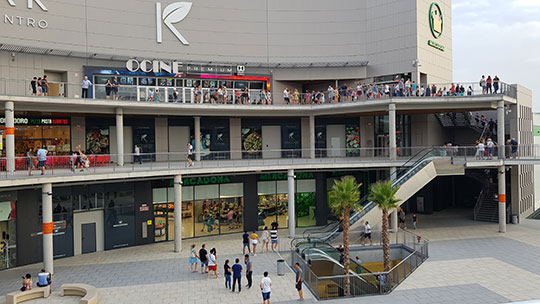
[81,76,92,98]
[364,221,373,246]
[36,146,47,175]
[283,88,290,104]
[260,271,272,304]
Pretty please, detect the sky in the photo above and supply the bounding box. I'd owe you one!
[452,0,540,111]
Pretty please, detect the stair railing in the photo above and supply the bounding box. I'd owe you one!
[473,188,484,221]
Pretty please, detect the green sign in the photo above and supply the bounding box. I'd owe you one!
[428,40,445,51]
[169,175,231,187]
[429,2,443,39]
[534,125,540,136]
[259,172,314,181]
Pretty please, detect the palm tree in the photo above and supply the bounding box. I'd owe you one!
[328,176,362,296]
[368,181,401,272]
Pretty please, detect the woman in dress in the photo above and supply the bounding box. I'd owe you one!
[189,244,199,273]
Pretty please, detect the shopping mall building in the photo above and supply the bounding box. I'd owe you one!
[0,0,536,272]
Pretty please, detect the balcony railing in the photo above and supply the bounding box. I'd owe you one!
[0,78,517,105]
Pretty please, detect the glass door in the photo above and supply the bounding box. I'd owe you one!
[153,203,169,242]
[194,185,220,237]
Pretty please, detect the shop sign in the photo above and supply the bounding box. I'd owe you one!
[0,117,69,125]
[534,125,540,137]
[156,2,192,45]
[429,2,443,39]
[170,175,231,186]
[139,204,150,212]
[126,59,239,75]
[259,172,314,181]
[428,40,445,52]
[4,0,49,29]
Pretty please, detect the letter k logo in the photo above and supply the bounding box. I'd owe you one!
[156,2,192,45]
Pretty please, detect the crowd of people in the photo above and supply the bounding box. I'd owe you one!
[29,75,49,96]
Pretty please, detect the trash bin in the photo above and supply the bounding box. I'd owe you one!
[512,214,518,224]
[277,259,286,276]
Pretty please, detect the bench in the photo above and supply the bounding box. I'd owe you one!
[5,285,51,304]
[60,283,98,304]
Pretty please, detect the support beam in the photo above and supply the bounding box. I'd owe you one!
[288,169,296,237]
[5,101,15,172]
[388,104,397,160]
[309,115,315,159]
[173,175,183,252]
[497,100,505,159]
[194,117,201,162]
[42,183,54,274]
[115,108,124,166]
[498,166,506,233]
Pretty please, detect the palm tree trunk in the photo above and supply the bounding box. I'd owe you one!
[343,206,350,296]
[382,209,391,272]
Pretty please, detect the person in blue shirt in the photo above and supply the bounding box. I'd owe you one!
[231,258,243,292]
[36,146,47,175]
[36,269,51,287]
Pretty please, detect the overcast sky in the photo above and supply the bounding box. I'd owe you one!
[452,0,539,111]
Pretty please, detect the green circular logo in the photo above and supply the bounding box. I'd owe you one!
[429,2,443,39]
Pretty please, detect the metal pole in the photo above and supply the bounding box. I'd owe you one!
[116,108,124,166]
[5,101,15,172]
[288,169,295,237]
[174,175,183,252]
[42,183,54,274]
[497,100,506,233]
[309,115,315,159]
[389,104,397,160]
[194,116,201,162]
[497,100,505,159]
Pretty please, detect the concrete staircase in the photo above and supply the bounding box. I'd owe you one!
[474,182,499,223]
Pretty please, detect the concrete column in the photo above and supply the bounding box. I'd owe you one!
[497,100,505,159]
[115,108,124,166]
[498,166,506,233]
[288,169,296,237]
[388,104,397,160]
[173,175,183,252]
[42,183,54,274]
[194,117,201,161]
[391,211,398,232]
[5,101,15,172]
[309,115,315,159]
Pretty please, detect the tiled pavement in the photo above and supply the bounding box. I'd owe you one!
[1,209,540,303]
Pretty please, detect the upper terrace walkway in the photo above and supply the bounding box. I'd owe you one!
[1,145,539,188]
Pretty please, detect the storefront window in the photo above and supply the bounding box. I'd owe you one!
[194,185,220,237]
[375,115,411,156]
[86,128,110,154]
[153,188,169,242]
[219,183,244,234]
[182,186,194,239]
[296,179,316,227]
[0,201,16,270]
[1,124,71,156]
[105,190,135,250]
[257,181,288,230]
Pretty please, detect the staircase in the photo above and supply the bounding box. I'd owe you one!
[433,112,492,136]
[473,183,499,222]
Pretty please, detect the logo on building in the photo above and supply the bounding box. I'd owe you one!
[429,2,443,39]
[6,0,48,11]
[156,2,192,45]
[4,0,49,29]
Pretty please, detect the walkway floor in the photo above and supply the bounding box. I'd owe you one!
[1,209,540,303]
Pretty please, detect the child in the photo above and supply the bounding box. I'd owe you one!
[189,244,198,272]
[224,259,231,289]
[412,214,418,229]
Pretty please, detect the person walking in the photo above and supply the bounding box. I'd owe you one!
[25,148,34,176]
[224,259,232,290]
[260,271,272,304]
[476,140,485,160]
[134,145,141,164]
[294,263,304,301]
[36,146,47,175]
[398,208,407,229]
[486,138,495,160]
[187,141,194,167]
[412,214,418,229]
[244,254,253,289]
[270,226,279,252]
[189,244,198,273]
[232,258,242,292]
[251,230,259,256]
[261,227,269,252]
[199,244,208,274]
[242,231,251,255]
[81,76,92,98]
[207,248,219,279]
[364,221,373,246]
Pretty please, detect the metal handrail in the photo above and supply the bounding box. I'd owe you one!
[473,188,484,221]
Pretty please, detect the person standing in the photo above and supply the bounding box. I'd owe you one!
[261,227,269,253]
[189,244,198,273]
[30,77,37,96]
[105,79,112,99]
[187,141,193,167]
[36,146,47,175]
[224,259,232,290]
[111,77,120,100]
[41,75,49,96]
[270,226,279,252]
[412,214,418,230]
[493,75,500,94]
[251,230,259,256]
[398,208,407,229]
[294,263,303,301]
[479,75,486,94]
[25,148,34,176]
[199,244,208,274]
[134,145,141,164]
[486,138,495,160]
[244,254,253,289]
[283,88,290,104]
[486,76,493,94]
[207,248,218,279]
[242,231,251,255]
[476,140,485,160]
[81,76,92,98]
[510,138,518,158]
[260,271,272,304]
[232,258,242,292]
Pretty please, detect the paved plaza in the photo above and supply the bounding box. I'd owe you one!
[1,209,540,303]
